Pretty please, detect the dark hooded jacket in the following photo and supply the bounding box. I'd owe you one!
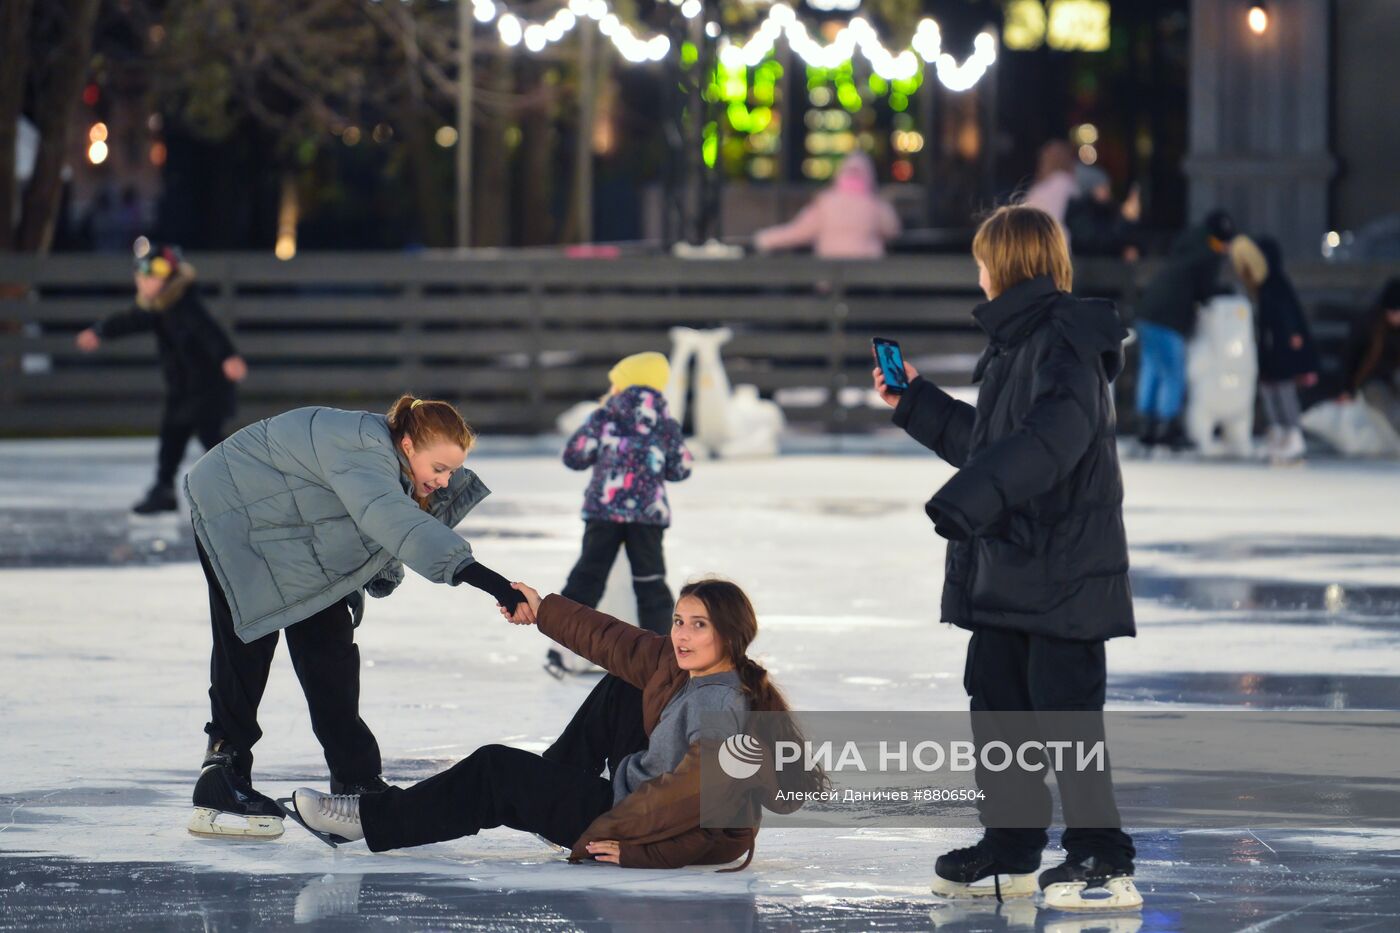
[1253,237,1321,383]
[92,263,238,418]
[1135,224,1227,337]
[1343,279,1400,393]
[1064,194,1140,258]
[893,276,1135,641]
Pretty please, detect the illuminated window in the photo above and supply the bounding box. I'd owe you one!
[1047,0,1111,52]
[1003,0,1048,51]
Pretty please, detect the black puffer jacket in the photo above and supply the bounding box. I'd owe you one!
[93,264,238,418]
[1253,237,1321,383]
[1342,279,1400,393]
[893,276,1135,641]
[1064,194,1139,258]
[1134,224,1225,336]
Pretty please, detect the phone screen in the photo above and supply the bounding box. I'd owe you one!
[874,339,909,392]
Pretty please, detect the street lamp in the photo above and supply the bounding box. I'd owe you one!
[1247,2,1269,36]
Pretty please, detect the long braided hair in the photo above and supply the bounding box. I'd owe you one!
[678,578,829,795]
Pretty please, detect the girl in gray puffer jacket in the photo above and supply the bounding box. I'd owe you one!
[183,394,527,841]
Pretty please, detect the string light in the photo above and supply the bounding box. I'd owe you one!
[723,11,995,89]
[478,0,669,63]
[462,0,995,89]
[497,12,523,46]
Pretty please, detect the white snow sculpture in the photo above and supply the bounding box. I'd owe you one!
[1186,295,1258,458]
[555,327,785,458]
[666,326,785,459]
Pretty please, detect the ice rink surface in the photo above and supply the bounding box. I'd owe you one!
[1,437,1398,931]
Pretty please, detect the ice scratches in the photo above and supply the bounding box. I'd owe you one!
[3,786,164,817]
[1230,893,1345,933]
[0,790,62,834]
[0,508,194,569]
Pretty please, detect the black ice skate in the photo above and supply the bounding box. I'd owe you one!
[132,484,179,515]
[544,647,603,679]
[930,842,1039,901]
[1038,853,1142,912]
[188,740,284,839]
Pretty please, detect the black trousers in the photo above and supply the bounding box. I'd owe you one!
[199,538,382,784]
[157,402,227,488]
[561,520,674,636]
[964,626,1135,866]
[362,674,648,852]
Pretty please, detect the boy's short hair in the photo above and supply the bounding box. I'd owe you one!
[972,205,1073,298]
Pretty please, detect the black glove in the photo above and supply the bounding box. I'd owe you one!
[454,560,526,613]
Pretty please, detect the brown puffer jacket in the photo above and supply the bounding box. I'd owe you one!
[537,595,799,870]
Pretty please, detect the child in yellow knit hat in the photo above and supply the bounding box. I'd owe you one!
[608,351,670,394]
[550,352,693,673]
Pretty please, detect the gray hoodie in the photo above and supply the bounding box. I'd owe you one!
[613,669,748,803]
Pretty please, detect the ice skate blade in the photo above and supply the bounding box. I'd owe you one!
[533,833,570,855]
[187,807,283,839]
[1041,877,1143,912]
[277,796,348,848]
[929,899,1038,928]
[1042,915,1143,933]
[930,872,1037,900]
[543,656,604,679]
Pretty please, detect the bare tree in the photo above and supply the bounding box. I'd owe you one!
[152,0,378,153]
[0,0,101,254]
[0,0,38,252]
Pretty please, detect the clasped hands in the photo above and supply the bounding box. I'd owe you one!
[499,581,543,625]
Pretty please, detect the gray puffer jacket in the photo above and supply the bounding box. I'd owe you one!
[185,407,490,643]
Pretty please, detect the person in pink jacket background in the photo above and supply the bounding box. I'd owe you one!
[1022,139,1080,232]
[753,153,901,259]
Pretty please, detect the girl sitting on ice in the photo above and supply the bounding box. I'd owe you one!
[291,578,821,870]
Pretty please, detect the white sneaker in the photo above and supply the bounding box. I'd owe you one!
[1258,425,1285,460]
[292,787,365,842]
[1278,427,1306,460]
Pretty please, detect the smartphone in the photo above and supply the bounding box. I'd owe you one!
[872,338,909,393]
